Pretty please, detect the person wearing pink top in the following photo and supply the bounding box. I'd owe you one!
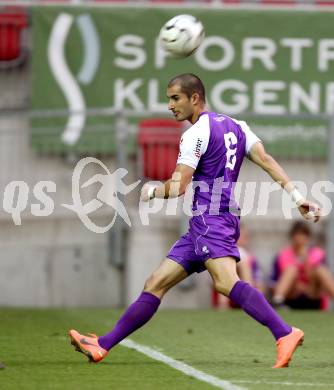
[271,221,334,309]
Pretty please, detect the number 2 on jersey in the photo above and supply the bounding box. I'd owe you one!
[224,132,237,170]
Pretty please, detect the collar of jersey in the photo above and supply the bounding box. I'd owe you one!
[195,111,208,123]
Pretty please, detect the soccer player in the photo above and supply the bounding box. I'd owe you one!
[69,73,320,368]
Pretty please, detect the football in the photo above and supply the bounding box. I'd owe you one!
[159,14,205,58]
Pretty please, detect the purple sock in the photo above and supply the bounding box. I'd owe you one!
[98,292,161,351]
[229,281,292,340]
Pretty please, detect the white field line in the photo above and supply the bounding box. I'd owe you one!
[232,380,330,388]
[0,335,332,388]
[121,339,334,389]
[120,339,247,390]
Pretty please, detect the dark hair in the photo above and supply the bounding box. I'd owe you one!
[168,73,206,103]
[289,221,311,238]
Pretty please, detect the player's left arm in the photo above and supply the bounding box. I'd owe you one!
[248,141,321,222]
[141,164,195,201]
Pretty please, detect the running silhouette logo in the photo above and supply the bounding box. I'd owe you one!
[62,157,141,233]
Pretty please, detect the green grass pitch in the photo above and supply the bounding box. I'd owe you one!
[0,308,334,390]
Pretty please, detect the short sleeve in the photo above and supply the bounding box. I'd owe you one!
[308,247,326,267]
[277,248,296,272]
[177,114,210,169]
[234,119,261,154]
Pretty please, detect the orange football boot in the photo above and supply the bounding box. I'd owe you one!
[69,329,108,363]
[273,327,304,368]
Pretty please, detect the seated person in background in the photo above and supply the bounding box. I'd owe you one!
[212,224,263,308]
[270,221,334,309]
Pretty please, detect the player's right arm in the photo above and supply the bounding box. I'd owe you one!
[141,117,209,202]
[248,141,321,222]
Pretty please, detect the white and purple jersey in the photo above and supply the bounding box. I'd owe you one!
[167,111,260,273]
[177,112,260,215]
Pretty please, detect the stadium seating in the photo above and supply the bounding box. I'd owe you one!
[138,118,183,181]
[0,8,28,68]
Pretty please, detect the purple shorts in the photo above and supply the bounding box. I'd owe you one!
[167,213,241,275]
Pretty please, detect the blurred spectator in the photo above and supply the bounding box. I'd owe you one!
[212,224,263,308]
[270,221,334,310]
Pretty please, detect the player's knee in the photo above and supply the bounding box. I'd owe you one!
[143,274,156,292]
[213,281,230,296]
[144,274,165,295]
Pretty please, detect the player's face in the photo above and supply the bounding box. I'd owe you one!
[167,84,194,122]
